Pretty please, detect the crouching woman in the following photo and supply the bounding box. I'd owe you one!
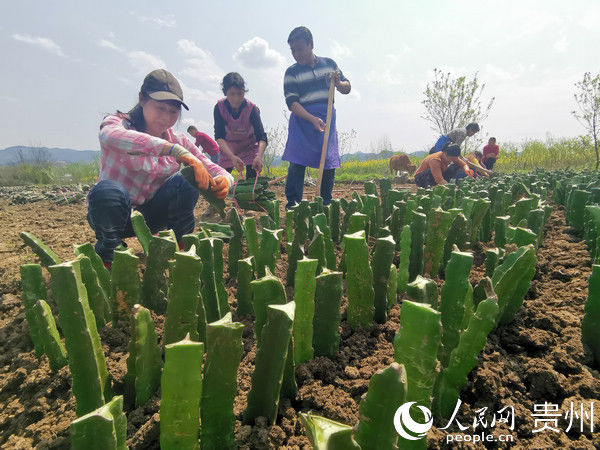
[87,69,234,266]
[413,144,473,187]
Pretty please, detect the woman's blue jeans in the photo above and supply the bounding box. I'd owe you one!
[87,173,199,262]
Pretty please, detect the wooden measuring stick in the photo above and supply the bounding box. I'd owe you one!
[316,74,336,198]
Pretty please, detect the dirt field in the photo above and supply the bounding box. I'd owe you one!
[0,182,599,449]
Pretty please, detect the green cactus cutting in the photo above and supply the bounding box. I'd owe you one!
[197,238,222,323]
[391,202,407,250]
[251,268,287,344]
[393,301,441,437]
[397,225,411,295]
[131,210,152,255]
[293,257,318,365]
[244,302,295,425]
[20,263,49,357]
[124,304,162,407]
[201,313,244,450]
[227,208,244,279]
[243,216,260,261]
[313,268,343,358]
[354,362,407,450]
[330,198,341,243]
[49,260,112,416]
[236,256,255,317]
[300,412,360,450]
[164,248,203,345]
[111,248,140,322]
[433,278,498,419]
[343,230,375,329]
[287,200,310,286]
[285,209,295,254]
[372,235,396,324]
[438,250,474,368]
[484,248,503,277]
[308,225,326,274]
[20,231,61,267]
[313,213,336,269]
[513,227,538,248]
[406,275,439,309]
[212,238,229,318]
[424,208,453,277]
[160,335,204,450]
[31,300,68,372]
[408,211,426,282]
[582,264,600,367]
[494,215,510,248]
[257,228,281,278]
[387,264,398,309]
[141,235,176,314]
[492,244,537,325]
[74,243,112,301]
[70,395,127,450]
[77,254,111,328]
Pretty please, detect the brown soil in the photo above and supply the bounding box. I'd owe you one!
[0,183,599,449]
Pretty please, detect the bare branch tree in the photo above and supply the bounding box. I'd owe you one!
[422,68,495,151]
[572,72,600,170]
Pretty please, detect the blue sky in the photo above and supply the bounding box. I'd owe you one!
[1,0,599,154]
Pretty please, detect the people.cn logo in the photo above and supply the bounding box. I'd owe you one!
[393,402,434,440]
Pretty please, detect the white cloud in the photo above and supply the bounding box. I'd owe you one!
[367,69,403,86]
[179,81,221,103]
[132,12,176,28]
[127,51,166,74]
[329,40,352,60]
[178,39,224,83]
[554,36,568,53]
[233,37,285,69]
[99,39,124,53]
[181,117,211,131]
[12,33,65,57]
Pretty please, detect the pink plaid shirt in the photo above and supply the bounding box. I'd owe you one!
[98,114,232,207]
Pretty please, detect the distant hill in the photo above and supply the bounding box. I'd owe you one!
[410,150,428,158]
[0,146,100,166]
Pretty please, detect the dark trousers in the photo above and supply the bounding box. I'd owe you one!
[285,162,335,209]
[226,165,257,179]
[484,158,496,170]
[414,163,461,188]
[87,173,199,262]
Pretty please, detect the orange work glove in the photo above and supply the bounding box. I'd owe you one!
[211,176,230,199]
[464,168,474,178]
[179,154,213,190]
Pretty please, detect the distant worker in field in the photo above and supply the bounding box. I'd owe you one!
[389,153,416,176]
[429,122,480,154]
[88,69,233,267]
[187,125,220,164]
[414,144,473,187]
[282,26,351,209]
[213,72,268,180]
[482,137,499,170]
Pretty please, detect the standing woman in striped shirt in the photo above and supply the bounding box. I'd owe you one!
[282,26,351,209]
[88,69,234,266]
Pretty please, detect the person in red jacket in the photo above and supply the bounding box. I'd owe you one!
[482,137,499,170]
[187,125,220,164]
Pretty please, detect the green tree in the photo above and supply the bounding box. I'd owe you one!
[572,72,600,170]
[422,68,495,150]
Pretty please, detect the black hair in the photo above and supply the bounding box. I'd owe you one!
[466,122,480,133]
[221,72,247,95]
[474,150,483,158]
[288,26,313,45]
[187,125,197,133]
[444,144,461,157]
[489,136,496,141]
